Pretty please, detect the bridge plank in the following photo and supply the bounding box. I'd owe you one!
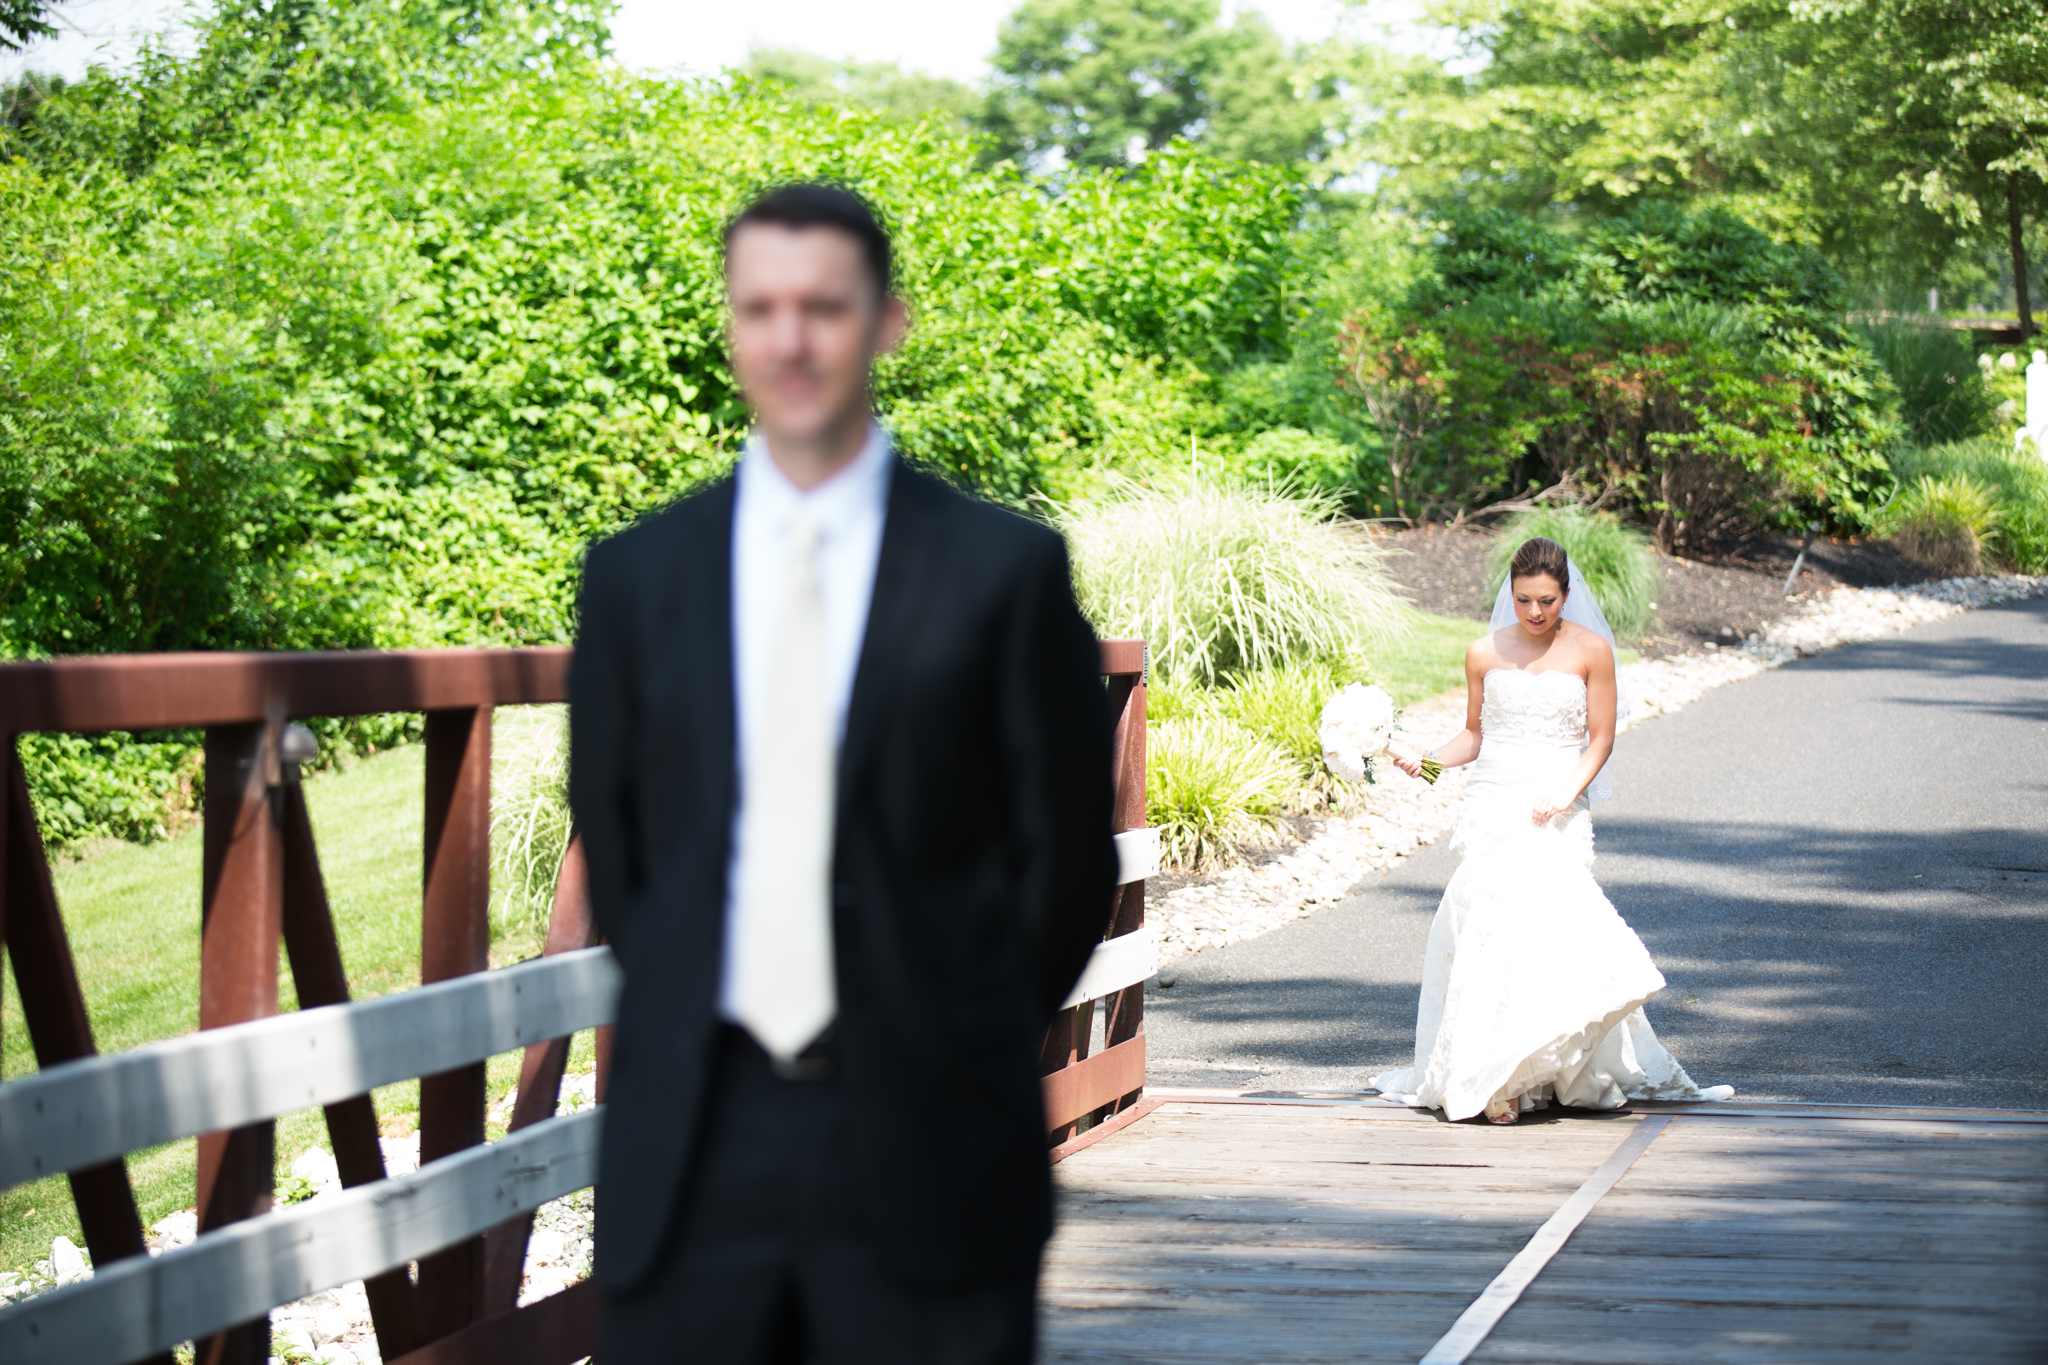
[0,1110,600,1365]
[0,947,619,1190]
[1041,1100,2048,1364]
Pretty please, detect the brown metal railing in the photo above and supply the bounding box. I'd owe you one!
[0,640,1146,1365]
[1043,639,1150,1142]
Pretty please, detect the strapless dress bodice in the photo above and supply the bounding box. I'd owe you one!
[1460,667,1595,855]
[1480,667,1588,749]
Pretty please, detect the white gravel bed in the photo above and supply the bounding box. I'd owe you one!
[1150,573,2048,964]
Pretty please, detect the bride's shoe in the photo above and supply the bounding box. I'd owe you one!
[1483,1098,1519,1125]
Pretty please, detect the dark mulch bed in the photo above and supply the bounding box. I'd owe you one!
[1372,523,1937,658]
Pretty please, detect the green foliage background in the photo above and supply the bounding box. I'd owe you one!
[8,0,2038,851]
[1,17,1304,667]
[1334,206,1903,549]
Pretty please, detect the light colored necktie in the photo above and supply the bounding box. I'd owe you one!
[730,512,838,1060]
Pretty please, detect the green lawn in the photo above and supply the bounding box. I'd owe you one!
[1373,609,1488,704]
[2,738,593,1283]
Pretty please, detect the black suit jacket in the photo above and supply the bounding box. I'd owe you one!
[569,461,1117,1295]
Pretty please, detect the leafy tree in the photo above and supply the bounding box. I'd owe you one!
[11,0,613,175]
[1336,205,1900,544]
[743,47,978,129]
[0,0,55,52]
[1343,0,1770,216]
[0,1,1307,662]
[1788,0,2048,333]
[1342,0,2046,318]
[983,0,1330,170]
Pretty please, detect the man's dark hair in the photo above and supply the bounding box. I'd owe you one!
[724,183,893,295]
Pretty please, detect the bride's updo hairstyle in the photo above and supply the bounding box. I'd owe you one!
[1509,536,1570,594]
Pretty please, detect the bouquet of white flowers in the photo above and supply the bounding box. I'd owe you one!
[1318,682,1441,785]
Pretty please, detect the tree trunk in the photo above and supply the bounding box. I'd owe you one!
[2012,173,2035,338]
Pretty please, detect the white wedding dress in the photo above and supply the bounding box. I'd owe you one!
[1370,668,1732,1120]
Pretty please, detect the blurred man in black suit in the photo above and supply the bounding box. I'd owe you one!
[570,183,1116,1365]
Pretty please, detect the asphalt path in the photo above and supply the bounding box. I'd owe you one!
[1142,593,2048,1109]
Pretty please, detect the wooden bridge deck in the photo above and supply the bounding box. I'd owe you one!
[1040,1092,2048,1364]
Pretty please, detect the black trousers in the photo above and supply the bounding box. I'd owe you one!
[602,1027,1039,1365]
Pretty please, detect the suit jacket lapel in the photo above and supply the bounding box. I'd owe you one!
[839,464,941,811]
[680,478,738,822]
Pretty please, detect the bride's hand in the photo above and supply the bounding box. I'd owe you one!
[1387,745,1423,779]
[1530,792,1573,825]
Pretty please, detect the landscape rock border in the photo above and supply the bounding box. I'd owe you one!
[1150,574,2048,963]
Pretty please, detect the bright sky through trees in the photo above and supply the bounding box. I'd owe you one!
[3,0,1425,83]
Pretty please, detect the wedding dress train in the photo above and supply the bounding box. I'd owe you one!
[1370,668,1732,1120]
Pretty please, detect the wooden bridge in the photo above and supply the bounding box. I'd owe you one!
[1041,1091,2048,1363]
[0,642,1154,1365]
[2,644,2044,1364]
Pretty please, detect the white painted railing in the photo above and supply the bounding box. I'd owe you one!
[0,842,1158,1364]
[0,947,621,1190]
[0,1111,599,1364]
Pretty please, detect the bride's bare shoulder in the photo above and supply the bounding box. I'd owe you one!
[1467,629,1508,672]
[1555,621,1614,672]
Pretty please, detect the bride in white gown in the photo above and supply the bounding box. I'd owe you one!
[1374,536,1731,1125]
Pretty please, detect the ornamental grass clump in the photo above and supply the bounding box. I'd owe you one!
[1486,506,1663,641]
[491,704,572,936]
[1146,715,1298,870]
[1893,438,2048,574]
[1056,473,1410,685]
[1212,656,1373,803]
[1884,474,2003,577]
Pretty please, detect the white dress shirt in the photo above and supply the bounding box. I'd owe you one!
[720,424,892,1022]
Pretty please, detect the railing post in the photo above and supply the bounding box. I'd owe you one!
[1041,643,1150,1142]
[1099,661,1148,1119]
[2,745,175,1365]
[279,773,422,1357]
[417,706,493,1343]
[197,721,287,1365]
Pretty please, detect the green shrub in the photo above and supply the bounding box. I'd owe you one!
[1140,657,1379,847]
[1226,429,1369,501]
[1141,672,1211,724]
[1056,473,1411,685]
[1855,321,2002,445]
[1146,716,1297,870]
[1981,350,2031,429]
[1338,206,1901,546]
[1887,436,2048,573]
[16,732,204,847]
[1883,475,2003,576]
[1,36,1310,674]
[1486,507,1664,641]
[0,7,1317,849]
[2007,498,2048,576]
